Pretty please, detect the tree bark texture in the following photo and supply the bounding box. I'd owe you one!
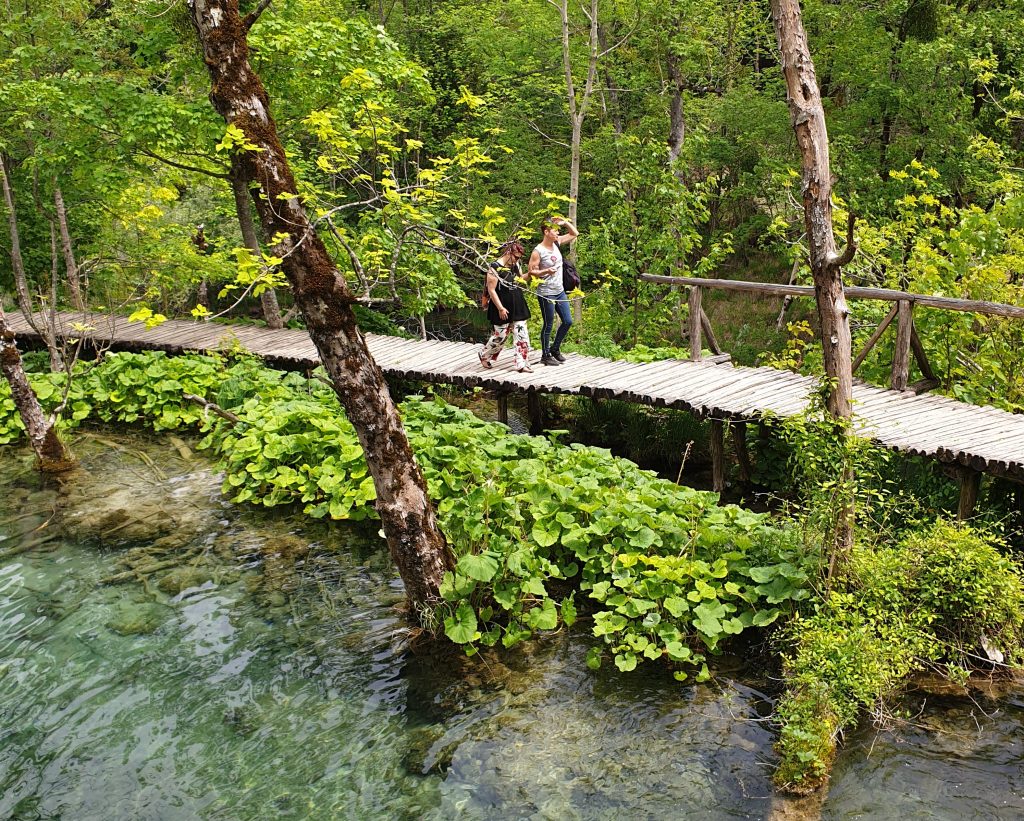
[770,0,855,560]
[666,47,686,169]
[229,161,284,329]
[187,0,453,608]
[1,154,35,321]
[557,0,599,225]
[770,0,854,420]
[0,307,74,471]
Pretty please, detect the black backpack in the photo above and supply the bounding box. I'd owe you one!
[562,259,580,293]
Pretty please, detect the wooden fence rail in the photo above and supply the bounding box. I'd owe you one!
[639,274,1024,318]
[641,273,1022,393]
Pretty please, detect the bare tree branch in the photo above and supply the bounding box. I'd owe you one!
[525,118,573,149]
[323,216,367,301]
[139,147,229,179]
[243,0,274,32]
[183,392,241,424]
[832,210,858,267]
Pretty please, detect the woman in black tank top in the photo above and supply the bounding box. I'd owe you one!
[478,241,535,372]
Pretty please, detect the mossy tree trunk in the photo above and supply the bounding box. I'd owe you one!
[0,307,74,472]
[186,0,454,610]
[53,183,86,311]
[0,153,65,373]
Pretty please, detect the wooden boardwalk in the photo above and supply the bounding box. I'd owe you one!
[8,311,1024,482]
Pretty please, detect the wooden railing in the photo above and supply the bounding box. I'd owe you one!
[640,274,1024,393]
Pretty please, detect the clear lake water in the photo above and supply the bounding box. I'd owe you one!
[0,432,1021,820]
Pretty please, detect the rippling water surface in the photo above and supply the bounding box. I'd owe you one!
[0,433,1021,820]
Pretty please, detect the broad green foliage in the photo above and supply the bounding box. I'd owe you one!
[0,351,813,679]
[774,521,1024,792]
[396,399,813,674]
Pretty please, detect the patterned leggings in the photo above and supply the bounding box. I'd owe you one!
[480,321,531,369]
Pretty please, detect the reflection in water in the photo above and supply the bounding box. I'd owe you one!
[0,433,1021,819]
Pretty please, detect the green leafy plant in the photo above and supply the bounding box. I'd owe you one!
[0,350,815,681]
[774,521,1024,793]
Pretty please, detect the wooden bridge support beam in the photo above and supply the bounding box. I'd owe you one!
[733,421,752,485]
[852,303,898,374]
[957,467,981,521]
[687,285,725,361]
[527,392,543,436]
[710,419,726,494]
[908,325,939,393]
[700,310,722,356]
[496,392,509,426]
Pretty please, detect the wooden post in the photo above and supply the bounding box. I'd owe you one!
[689,286,703,361]
[891,299,914,391]
[527,391,543,435]
[733,421,752,485]
[496,392,509,425]
[957,468,981,520]
[710,419,725,494]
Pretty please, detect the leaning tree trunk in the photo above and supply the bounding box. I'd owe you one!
[0,307,74,472]
[770,0,854,421]
[187,0,453,608]
[53,184,85,311]
[770,0,856,558]
[229,159,283,329]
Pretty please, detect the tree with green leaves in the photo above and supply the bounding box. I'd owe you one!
[185,0,454,610]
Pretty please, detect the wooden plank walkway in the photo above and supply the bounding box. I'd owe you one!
[8,311,1024,481]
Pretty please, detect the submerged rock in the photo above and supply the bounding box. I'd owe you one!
[53,439,222,548]
[157,567,212,596]
[223,705,262,737]
[106,601,166,636]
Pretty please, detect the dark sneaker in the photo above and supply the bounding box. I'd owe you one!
[551,350,566,362]
[540,354,561,366]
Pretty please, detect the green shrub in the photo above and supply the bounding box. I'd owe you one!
[774,520,1024,793]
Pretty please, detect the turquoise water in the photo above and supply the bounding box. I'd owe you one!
[1,433,1022,819]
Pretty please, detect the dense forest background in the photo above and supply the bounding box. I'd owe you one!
[2,0,1023,409]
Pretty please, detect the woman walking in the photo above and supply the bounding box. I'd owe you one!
[478,240,534,372]
[528,217,578,366]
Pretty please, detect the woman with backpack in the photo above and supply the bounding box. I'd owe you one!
[478,240,534,372]
[528,216,579,366]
